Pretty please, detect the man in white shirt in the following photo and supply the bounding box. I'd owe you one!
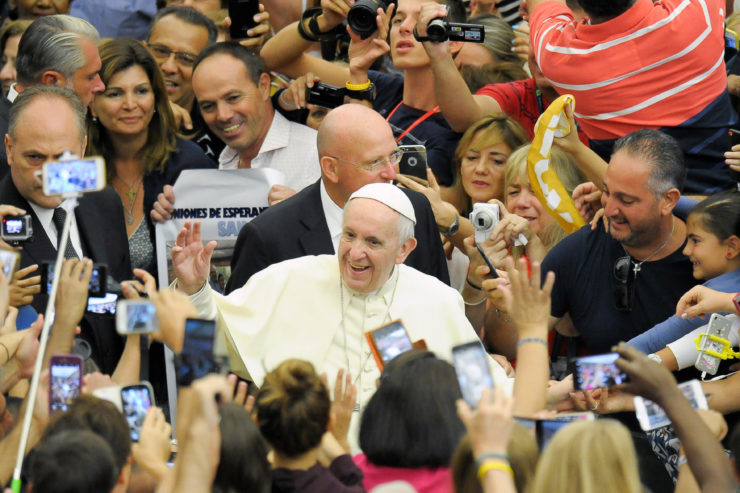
[171,183,505,446]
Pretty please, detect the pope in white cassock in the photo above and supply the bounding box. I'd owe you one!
[171,183,507,445]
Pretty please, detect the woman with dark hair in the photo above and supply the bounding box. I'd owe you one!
[87,38,215,273]
[255,359,365,493]
[356,350,466,492]
[213,402,272,493]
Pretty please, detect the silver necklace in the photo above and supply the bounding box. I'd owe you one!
[623,216,675,277]
[115,175,143,225]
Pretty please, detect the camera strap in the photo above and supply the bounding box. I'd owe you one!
[386,101,440,143]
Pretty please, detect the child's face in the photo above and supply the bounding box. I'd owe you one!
[683,215,731,280]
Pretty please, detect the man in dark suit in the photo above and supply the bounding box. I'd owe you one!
[225,103,449,293]
[0,85,131,374]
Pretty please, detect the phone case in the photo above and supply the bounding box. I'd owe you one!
[365,320,412,371]
[694,314,734,375]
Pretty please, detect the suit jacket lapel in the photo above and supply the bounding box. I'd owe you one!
[297,181,334,255]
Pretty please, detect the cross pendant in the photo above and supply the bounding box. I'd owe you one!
[633,262,641,276]
[127,188,137,203]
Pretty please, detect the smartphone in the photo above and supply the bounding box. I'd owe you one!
[535,412,594,449]
[49,354,84,413]
[121,382,155,442]
[176,318,218,386]
[0,249,19,281]
[694,313,734,376]
[92,384,122,412]
[572,353,628,391]
[116,300,158,335]
[41,261,107,297]
[726,28,739,50]
[228,0,260,39]
[0,214,33,242]
[87,292,118,314]
[728,129,740,185]
[42,157,105,196]
[398,145,428,180]
[452,341,494,408]
[365,320,414,371]
[305,82,345,109]
[634,379,707,431]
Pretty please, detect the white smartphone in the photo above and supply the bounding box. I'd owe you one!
[634,379,707,431]
[0,248,19,281]
[42,156,105,196]
[452,341,494,408]
[92,384,123,412]
[116,300,158,335]
[694,313,734,375]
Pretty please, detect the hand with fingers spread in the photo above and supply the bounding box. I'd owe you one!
[171,221,218,295]
[132,407,173,481]
[151,185,176,223]
[675,285,738,320]
[498,257,554,338]
[134,268,197,352]
[323,369,356,453]
[8,264,40,307]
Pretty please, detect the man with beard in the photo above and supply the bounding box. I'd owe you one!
[485,129,698,357]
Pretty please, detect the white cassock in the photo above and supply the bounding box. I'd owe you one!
[187,254,509,449]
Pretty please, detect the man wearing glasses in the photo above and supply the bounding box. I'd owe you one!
[224,103,449,291]
[146,6,225,161]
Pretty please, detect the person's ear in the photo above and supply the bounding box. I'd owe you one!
[395,236,417,264]
[726,235,740,259]
[321,155,340,184]
[39,70,66,87]
[449,40,464,59]
[659,188,680,216]
[258,72,271,100]
[4,134,12,168]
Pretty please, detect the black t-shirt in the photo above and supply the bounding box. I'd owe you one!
[369,70,461,186]
[542,223,698,354]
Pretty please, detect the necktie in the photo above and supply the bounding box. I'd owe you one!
[51,207,78,259]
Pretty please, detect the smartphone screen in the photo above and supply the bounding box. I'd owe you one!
[43,157,104,196]
[116,300,158,335]
[370,321,414,366]
[452,341,494,408]
[228,0,260,39]
[634,380,707,431]
[176,318,217,386]
[87,292,118,314]
[121,384,154,442]
[572,353,628,391]
[49,355,83,413]
[43,261,106,297]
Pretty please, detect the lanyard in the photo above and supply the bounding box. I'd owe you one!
[535,88,545,114]
[386,102,440,143]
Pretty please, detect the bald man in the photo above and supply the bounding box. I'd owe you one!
[225,104,449,292]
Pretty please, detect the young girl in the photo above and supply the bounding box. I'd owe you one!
[627,191,740,370]
[255,359,365,493]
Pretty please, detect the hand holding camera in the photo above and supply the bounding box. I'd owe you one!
[415,3,485,44]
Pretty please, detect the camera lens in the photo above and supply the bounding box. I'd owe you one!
[408,157,418,167]
[348,0,383,39]
[476,214,492,229]
[427,18,448,42]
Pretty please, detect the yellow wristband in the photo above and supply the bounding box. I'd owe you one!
[477,460,514,481]
[346,80,371,91]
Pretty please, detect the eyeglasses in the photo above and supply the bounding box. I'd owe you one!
[147,43,198,67]
[331,148,404,172]
[613,255,634,312]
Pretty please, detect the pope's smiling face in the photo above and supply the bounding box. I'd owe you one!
[338,198,416,293]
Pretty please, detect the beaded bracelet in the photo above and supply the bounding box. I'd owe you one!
[477,460,514,481]
[516,337,548,349]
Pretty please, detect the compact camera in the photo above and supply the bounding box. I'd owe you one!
[426,17,485,43]
[1,214,33,242]
[305,82,346,109]
[469,203,499,245]
[348,0,390,39]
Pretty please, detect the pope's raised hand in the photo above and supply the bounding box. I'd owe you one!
[171,221,217,295]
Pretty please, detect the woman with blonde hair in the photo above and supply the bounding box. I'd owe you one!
[528,419,642,493]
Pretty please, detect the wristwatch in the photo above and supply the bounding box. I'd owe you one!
[733,292,740,316]
[441,213,459,238]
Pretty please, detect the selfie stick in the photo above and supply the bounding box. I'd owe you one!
[10,168,81,493]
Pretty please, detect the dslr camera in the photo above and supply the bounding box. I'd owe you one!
[425,17,485,43]
[1,214,33,243]
[348,0,390,39]
[469,203,499,245]
[305,82,346,109]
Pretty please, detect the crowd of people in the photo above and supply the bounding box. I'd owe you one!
[0,0,738,492]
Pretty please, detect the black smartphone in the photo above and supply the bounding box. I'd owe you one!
[535,413,593,449]
[365,320,414,370]
[49,354,83,413]
[452,341,494,408]
[305,82,345,109]
[41,261,107,297]
[398,145,428,180]
[121,382,155,442]
[571,353,628,391]
[176,318,218,386]
[229,0,260,39]
[728,129,740,185]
